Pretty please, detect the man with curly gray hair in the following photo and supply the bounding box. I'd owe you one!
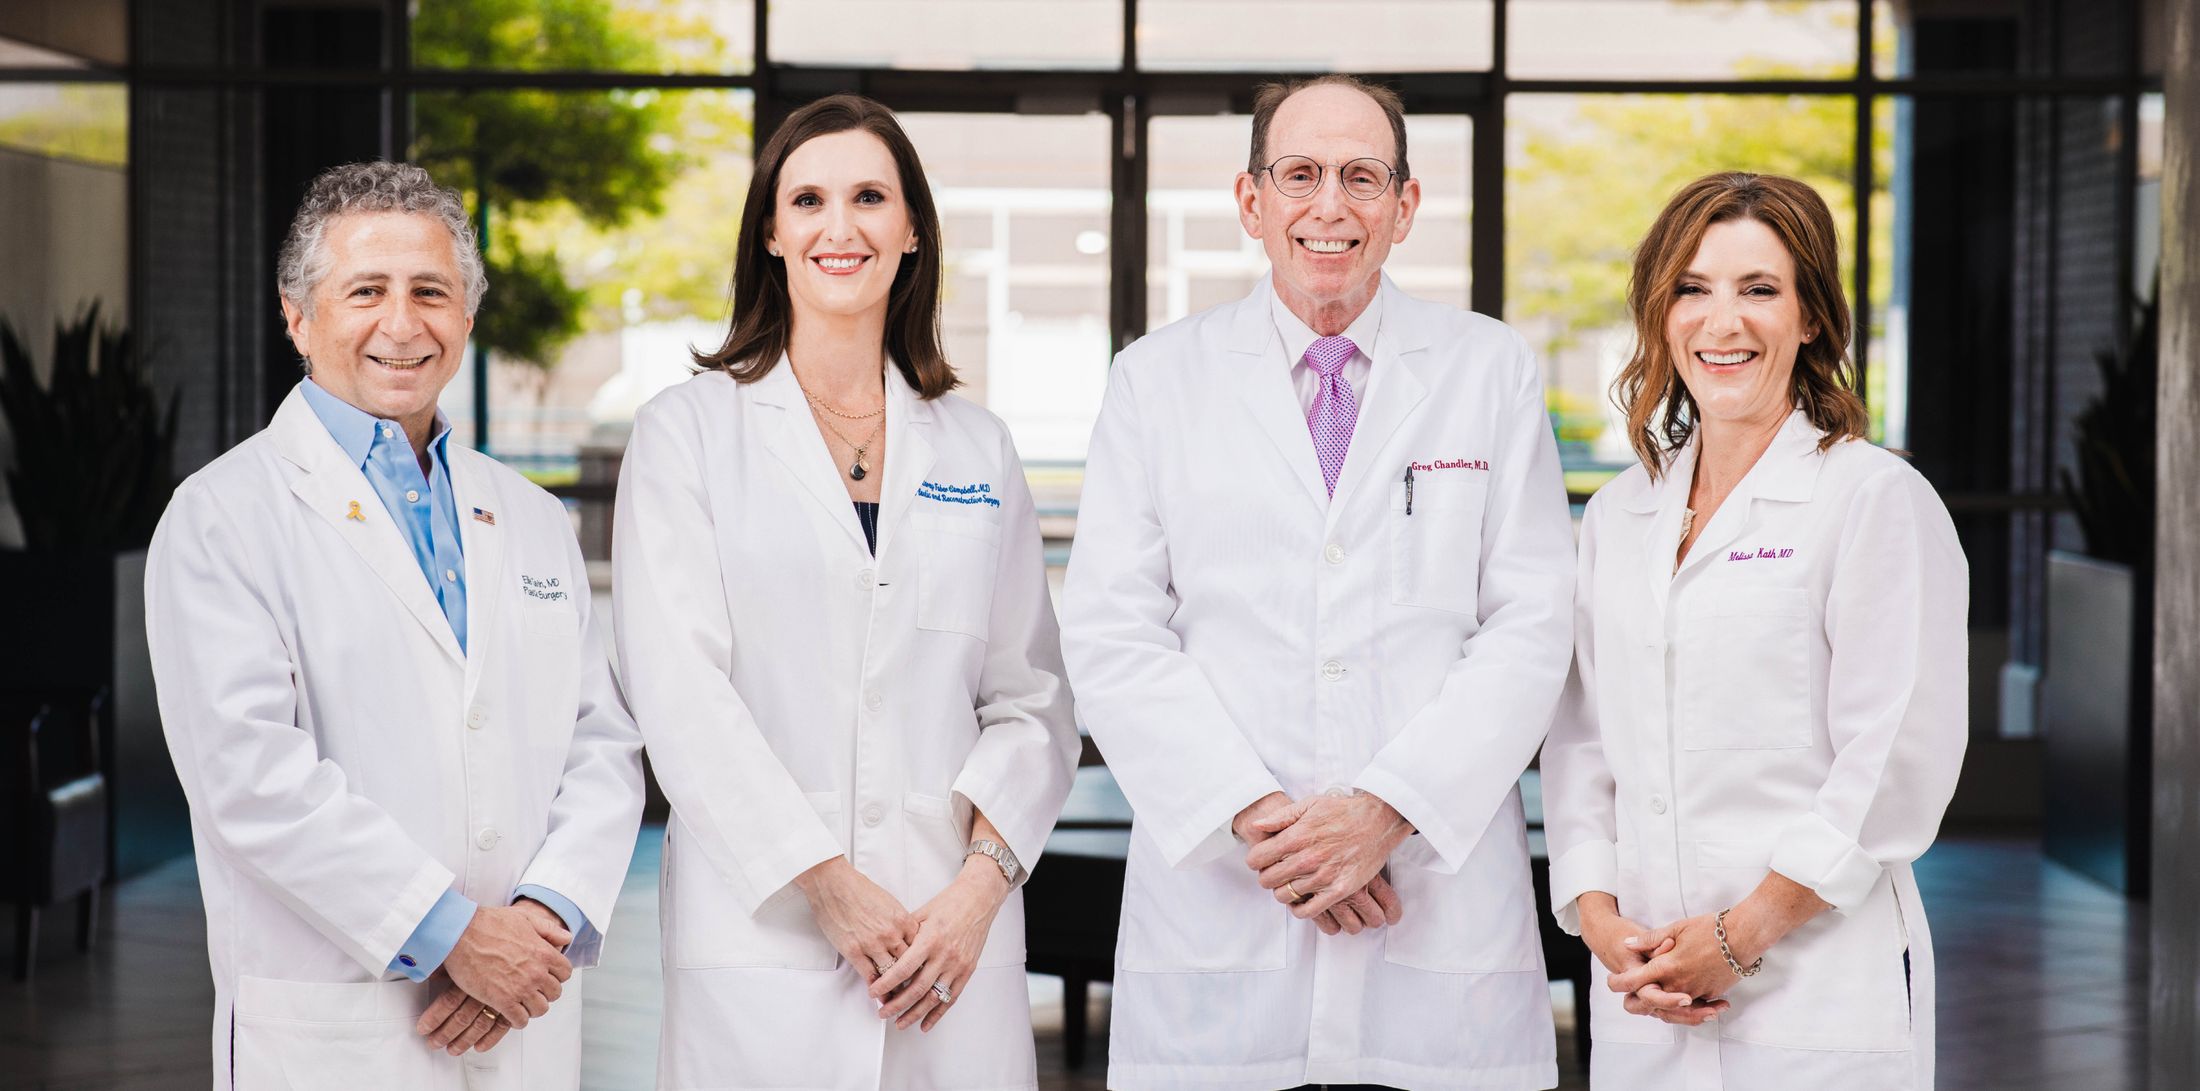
[145,160,645,1087]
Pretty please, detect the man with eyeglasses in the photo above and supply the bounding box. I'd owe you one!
[1062,75,1575,1090]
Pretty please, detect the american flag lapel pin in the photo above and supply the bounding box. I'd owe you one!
[472,507,496,526]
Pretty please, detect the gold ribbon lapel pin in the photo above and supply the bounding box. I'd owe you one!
[346,500,365,522]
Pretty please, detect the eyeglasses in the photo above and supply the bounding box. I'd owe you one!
[1257,155,1399,201]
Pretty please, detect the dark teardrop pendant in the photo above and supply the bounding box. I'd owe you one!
[849,460,868,481]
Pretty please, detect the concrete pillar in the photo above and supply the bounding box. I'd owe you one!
[2150,0,2200,1081]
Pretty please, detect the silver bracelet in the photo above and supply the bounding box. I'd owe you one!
[1714,908,1764,978]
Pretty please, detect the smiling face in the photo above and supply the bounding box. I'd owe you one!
[1236,84,1420,333]
[767,129,917,330]
[1667,216,1817,434]
[281,210,473,441]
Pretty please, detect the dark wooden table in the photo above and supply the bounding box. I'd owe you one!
[1023,766,1592,1069]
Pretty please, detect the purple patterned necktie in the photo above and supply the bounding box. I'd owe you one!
[1303,335,1359,497]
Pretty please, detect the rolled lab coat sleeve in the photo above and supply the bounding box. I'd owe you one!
[1352,338,1575,873]
[947,432,1080,886]
[514,511,645,967]
[1768,465,1968,912]
[613,396,843,916]
[1539,496,1619,936]
[1061,355,1285,868]
[147,482,456,977]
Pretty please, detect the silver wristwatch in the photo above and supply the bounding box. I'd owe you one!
[966,838,1021,885]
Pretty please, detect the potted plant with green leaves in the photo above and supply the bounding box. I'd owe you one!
[2042,284,2156,896]
[0,302,178,880]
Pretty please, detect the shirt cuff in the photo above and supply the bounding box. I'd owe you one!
[390,889,477,981]
[512,885,588,935]
[1768,812,1886,913]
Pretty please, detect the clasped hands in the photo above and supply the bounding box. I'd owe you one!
[1577,892,1769,1027]
[1233,790,1409,936]
[415,898,575,1055]
[797,852,1011,1033]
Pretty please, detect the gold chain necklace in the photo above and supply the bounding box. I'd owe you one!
[792,366,886,480]
[811,410,883,481]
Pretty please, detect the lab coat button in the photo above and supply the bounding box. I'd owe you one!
[1649,795,1668,815]
[1323,543,1345,564]
[858,568,876,588]
[476,828,500,850]
[466,706,487,730]
[861,803,885,827]
[1320,660,1345,681]
[865,690,884,712]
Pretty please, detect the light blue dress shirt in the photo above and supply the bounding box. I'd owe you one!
[298,379,591,982]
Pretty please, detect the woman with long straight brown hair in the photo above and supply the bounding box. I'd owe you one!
[1542,172,1968,1090]
[612,93,1078,1090]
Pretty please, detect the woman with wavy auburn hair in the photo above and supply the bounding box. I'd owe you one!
[1542,172,1969,1089]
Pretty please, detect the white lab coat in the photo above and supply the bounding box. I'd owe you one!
[145,387,646,1090]
[1541,409,1968,1090]
[1060,277,1577,1091]
[612,363,1079,1091]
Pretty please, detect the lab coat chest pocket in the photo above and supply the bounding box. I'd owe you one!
[667,796,843,971]
[912,511,1001,641]
[1675,584,1816,750]
[231,976,444,1089]
[1390,476,1487,615]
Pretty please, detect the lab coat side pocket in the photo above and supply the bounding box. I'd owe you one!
[667,795,843,971]
[903,791,1027,968]
[1675,585,1815,750]
[913,511,1003,641]
[1117,830,1287,973]
[1389,477,1488,616]
[231,976,443,1089]
[1380,790,1541,973]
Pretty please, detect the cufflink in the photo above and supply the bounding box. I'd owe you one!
[398,954,418,968]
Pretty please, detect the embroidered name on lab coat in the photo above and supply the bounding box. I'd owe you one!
[1407,458,1490,473]
[520,574,569,601]
[1727,547,1797,561]
[917,480,1000,508]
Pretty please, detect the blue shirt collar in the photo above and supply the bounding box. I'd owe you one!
[299,377,454,469]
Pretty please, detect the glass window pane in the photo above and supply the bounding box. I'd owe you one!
[412,88,753,494]
[1505,93,1859,485]
[1138,0,1492,72]
[771,0,1121,69]
[1875,0,2136,80]
[1147,112,1470,329]
[0,81,129,417]
[1510,0,1860,81]
[413,0,753,75]
[898,112,1113,493]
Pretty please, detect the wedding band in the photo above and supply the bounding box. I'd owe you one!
[480,1009,500,1024]
[931,981,954,1004]
[1286,880,1306,903]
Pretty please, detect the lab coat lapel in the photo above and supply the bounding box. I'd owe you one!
[271,390,464,665]
[1229,282,1330,513]
[752,360,871,554]
[1629,438,1694,626]
[1325,277,1427,530]
[449,451,505,701]
[872,366,937,563]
